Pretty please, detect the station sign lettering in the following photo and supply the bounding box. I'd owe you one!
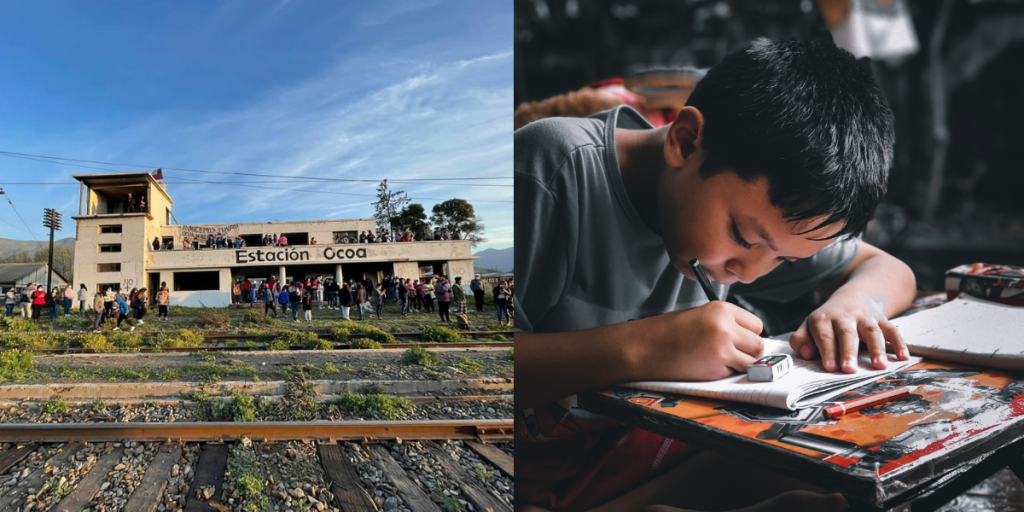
[235,247,368,265]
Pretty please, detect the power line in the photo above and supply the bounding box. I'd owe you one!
[0,180,514,204]
[0,150,513,186]
[0,189,46,252]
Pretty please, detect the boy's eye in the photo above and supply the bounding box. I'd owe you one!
[731,221,753,249]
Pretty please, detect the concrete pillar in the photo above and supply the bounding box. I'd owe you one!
[278,265,287,284]
[335,264,343,284]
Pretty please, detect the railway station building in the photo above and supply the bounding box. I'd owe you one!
[71,172,476,307]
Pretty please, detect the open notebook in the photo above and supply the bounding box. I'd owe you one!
[624,338,921,410]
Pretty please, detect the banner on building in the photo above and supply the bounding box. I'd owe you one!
[180,223,240,241]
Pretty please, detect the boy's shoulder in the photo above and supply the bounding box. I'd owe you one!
[514,114,608,185]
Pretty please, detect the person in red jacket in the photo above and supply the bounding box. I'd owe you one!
[30,285,46,323]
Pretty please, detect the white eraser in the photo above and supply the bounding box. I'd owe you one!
[747,354,793,382]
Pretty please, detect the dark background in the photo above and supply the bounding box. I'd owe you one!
[515,0,1024,290]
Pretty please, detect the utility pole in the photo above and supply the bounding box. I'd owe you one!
[42,208,62,293]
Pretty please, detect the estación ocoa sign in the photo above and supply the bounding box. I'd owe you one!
[235,247,368,264]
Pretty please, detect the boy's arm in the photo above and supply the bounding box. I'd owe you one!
[516,301,765,410]
[789,242,916,373]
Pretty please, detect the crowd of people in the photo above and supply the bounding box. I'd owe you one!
[1,273,514,328]
[226,272,513,325]
[150,225,469,251]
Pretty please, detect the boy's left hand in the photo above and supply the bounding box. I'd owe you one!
[790,294,909,373]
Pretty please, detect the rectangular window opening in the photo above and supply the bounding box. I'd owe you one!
[99,225,123,234]
[173,271,220,291]
[98,244,122,253]
[97,263,121,273]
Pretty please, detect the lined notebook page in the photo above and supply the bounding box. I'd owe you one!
[624,339,920,410]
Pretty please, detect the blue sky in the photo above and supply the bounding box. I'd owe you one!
[0,0,512,251]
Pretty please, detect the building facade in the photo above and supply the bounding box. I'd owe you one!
[71,173,475,306]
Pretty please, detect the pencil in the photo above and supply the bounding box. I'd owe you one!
[823,386,913,419]
[688,258,719,302]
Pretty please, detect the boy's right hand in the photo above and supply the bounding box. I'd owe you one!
[641,301,765,382]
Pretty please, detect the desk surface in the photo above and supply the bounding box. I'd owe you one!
[579,360,1024,508]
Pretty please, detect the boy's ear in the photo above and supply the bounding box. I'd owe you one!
[664,106,704,168]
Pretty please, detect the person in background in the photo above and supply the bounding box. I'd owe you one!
[182,236,191,250]
[339,282,352,321]
[30,285,46,324]
[452,276,467,320]
[241,279,251,307]
[232,281,241,304]
[63,284,74,316]
[49,287,61,320]
[134,287,148,325]
[278,285,291,320]
[152,237,161,251]
[423,278,435,314]
[128,287,139,320]
[412,280,423,313]
[103,286,117,319]
[263,283,277,318]
[157,283,170,321]
[494,280,510,327]
[397,277,409,316]
[436,277,451,324]
[302,288,313,322]
[312,276,323,310]
[374,282,385,320]
[113,292,136,332]
[288,283,301,322]
[92,290,106,333]
[471,274,485,313]
[19,286,31,318]
[279,234,289,247]
[4,288,15,317]
[354,283,366,321]
[311,237,318,245]
[77,284,89,316]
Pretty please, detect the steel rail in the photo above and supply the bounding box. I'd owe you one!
[0,419,513,443]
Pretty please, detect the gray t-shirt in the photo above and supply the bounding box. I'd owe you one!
[514,105,860,335]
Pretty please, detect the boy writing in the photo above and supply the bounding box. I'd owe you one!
[515,39,916,512]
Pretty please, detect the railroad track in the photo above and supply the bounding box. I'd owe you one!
[0,420,514,511]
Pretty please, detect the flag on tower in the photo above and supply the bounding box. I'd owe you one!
[152,168,164,180]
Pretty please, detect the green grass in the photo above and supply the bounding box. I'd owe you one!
[327,389,413,420]
[0,350,36,381]
[472,462,496,482]
[231,392,257,422]
[91,399,109,412]
[441,496,465,512]
[47,359,257,383]
[155,329,204,349]
[349,338,381,349]
[228,444,269,512]
[40,397,69,415]
[454,357,482,374]
[400,346,438,366]
[420,324,461,343]
[506,348,514,361]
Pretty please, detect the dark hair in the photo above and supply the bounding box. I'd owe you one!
[685,38,894,239]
